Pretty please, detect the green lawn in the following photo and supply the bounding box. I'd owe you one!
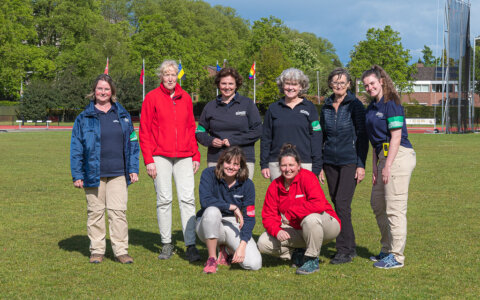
[1,131,479,298]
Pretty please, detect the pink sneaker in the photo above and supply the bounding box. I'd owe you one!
[217,246,232,266]
[203,257,218,274]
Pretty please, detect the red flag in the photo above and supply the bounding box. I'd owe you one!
[139,66,144,84]
[104,58,109,74]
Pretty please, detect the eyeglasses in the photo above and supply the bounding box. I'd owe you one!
[331,81,348,87]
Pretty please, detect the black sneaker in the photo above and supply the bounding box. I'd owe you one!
[158,243,175,260]
[186,245,201,262]
[330,253,353,265]
[291,248,306,268]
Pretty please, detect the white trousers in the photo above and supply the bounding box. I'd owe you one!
[153,156,196,246]
[196,207,262,270]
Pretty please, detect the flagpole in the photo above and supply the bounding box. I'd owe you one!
[142,58,145,102]
[216,60,219,96]
[253,61,256,103]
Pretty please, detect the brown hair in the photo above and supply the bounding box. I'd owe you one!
[327,67,351,89]
[214,67,243,90]
[277,143,301,165]
[361,65,400,104]
[215,146,249,182]
[86,74,117,102]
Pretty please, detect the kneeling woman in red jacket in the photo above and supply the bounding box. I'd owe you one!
[258,143,341,275]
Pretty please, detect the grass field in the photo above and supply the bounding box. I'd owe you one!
[1,131,479,298]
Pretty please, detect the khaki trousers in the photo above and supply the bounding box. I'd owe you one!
[257,213,340,259]
[85,176,129,257]
[207,162,255,180]
[268,162,312,181]
[371,146,416,264]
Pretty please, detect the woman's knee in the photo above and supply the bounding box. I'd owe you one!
[242,252,262,271]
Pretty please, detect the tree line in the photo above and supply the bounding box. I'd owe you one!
[3,0,439,120]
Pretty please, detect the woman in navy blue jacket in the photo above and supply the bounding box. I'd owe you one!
[319,68,368,264]
[70,74,139,264]
[196,146,262,274]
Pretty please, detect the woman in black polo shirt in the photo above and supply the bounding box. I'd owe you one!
[196,68,262,179]
[260,68,322,181]
[362,65,416,269]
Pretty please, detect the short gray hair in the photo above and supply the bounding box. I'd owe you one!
[276,68,310,95]
[156,60,178,80]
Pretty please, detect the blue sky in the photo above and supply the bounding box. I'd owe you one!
[203,0,479,65]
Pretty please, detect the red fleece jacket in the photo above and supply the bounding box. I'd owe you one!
[139,83,200,165]
[262,168,340,237]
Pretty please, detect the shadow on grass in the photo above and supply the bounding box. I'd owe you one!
[58,235,115,260]
[128,229,206,265]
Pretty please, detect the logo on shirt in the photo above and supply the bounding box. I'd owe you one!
[295,194,305,198]
[300,110,310,116]
[311,121,321,132]
[235,111,246,116]
[113,120,119,123]
[233,194,244,198]
[376,112,384,118]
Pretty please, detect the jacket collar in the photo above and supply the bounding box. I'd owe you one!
[324,90,355,106]
[216,92,240,106]
[159,82,183,100]
[84,100,127,117]
[277,168,305,193]
[278,97,307,107]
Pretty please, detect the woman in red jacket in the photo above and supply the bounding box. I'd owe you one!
[139,60,200,262]
[257,143,340,275]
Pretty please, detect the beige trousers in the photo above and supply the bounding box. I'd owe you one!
[257,213,340,259]
[85,176,129,257]
[371,146,416,264]
[268,162,312,181]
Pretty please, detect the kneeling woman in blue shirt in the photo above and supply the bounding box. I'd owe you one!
[196,146,262,273]
[362,65,416,269]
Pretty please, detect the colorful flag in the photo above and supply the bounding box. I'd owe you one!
[248,62,255,79]
[104,58,109,75]
[139,64,144,84]
[216,63,221,72]
[178,63,185,80]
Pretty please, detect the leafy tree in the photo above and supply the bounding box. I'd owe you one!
[348,25,416,93]
[255,43,290,105]
[19,79,58,120]
[421,45,438,67]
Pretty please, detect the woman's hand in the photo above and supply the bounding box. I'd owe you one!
[192,161,200,174]
[129,173,138,183]
[73,179,84,189]
[276,230,290,242]
[212,138,223,148]
[261,168,270,179]
[233,207,244,229]
[319,169,325,184]
[222,139,230,147]
[231,241,247,264]
[355,167,365,184]
[146,163,157,179]
[382,165,391,184]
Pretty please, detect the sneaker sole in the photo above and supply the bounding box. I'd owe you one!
[296,268,319,275]
[374,263,404,269]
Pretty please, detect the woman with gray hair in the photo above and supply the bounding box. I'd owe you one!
[139,59,201,262]
[260,68,323,181]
